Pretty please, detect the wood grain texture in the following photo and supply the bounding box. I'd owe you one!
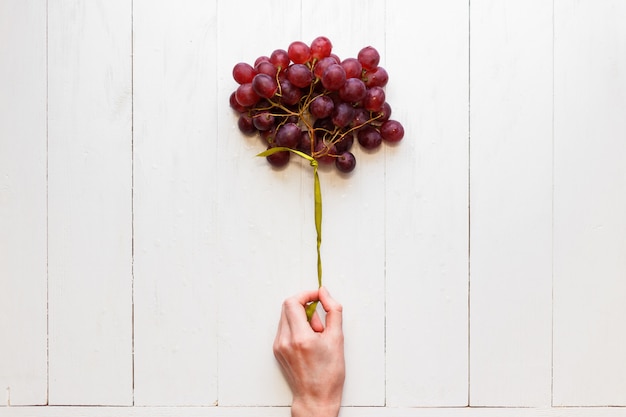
[0,0,48,406]
[385,0,470,407]
[552,0,626,406]
[47,0,133,405]
[132,0,219,406]
[469,0,553,406]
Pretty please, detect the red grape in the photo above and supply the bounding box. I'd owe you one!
[252,73,278,98]
[314,141,337,164]
[357,125,383,149]
[310,36,332,59]
[270,49,290,71]
[235,83,260,107]
[331,102,355,128]
[275,123,301,148]
[341,57,363,79]
[335,151,356,173]
[238,113,256,135]
[362,86,385,112]
[380,119,404,142]
[363,66,388,88]
[266,145,290,167]
[288,41,311,64]
[229,91,247,113]
[321,64,346,91]
[232,62,257,84]
[358,46,380,70]
[338,78,367,102]
[277,79,302,106]
[286,63,313,88]
[255,61,278,77]
[309,95,334,119]
[252,111,275,131]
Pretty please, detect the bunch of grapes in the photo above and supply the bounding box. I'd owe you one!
[229,36,404,173]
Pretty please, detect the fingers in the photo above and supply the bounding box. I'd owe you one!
[283,289,320,335]
[318,286,343,334]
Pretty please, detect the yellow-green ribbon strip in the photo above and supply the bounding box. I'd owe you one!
[257,147,322,320]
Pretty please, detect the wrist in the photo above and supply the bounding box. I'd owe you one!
[291,397,341,417]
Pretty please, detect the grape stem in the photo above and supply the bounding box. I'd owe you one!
[256,146,323,321]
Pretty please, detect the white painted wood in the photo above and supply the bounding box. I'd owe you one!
[215,0,305,406]
[385,0,470,407]
[3,0,626,414]
[4,407,626,417]
[0,0,48,406]
[469,0,553,407]
[132,0,219,406]
[301,0,387,406]
[552,0,626,407]
[47,0,133,405]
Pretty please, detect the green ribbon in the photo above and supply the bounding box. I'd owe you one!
[257,147,322,320]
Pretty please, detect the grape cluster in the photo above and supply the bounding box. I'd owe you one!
[229,36,404,173]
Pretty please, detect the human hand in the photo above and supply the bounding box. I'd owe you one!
[273,287,345,417]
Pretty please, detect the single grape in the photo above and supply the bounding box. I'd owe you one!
[335,151,356,173]
[286,63,313,88]
[288,41,311,64]
[334,133,354,153]
[238,113,256,135]
[252,111,275,131]
[254,56,270,67]
[266,145,290,167]
[338,78,367,103]
[321,63,347,91]
[380,119,404,142]
[358,45,380,70]
[277,79,302,106]
[235,83,260,107]
[357,125,383,149]
[270,49,290,71]
[310,36,333,59]
[341,57,363,79]
[232,62,257,84]
[314,141,337,164]
[252,73,278,98]
[298,130,314,155]
[255,61,278,77]
[363,66,388,88]
[261,127,276,145]
[362,86,385,112]
[309,95,334,119]
[374,102,392,123]
[352,107,371,129]
[332,102,355,128]
[229,91,247,113]
[313,56,339,79]
[275,122,301,149]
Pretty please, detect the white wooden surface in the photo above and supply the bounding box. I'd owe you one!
[1,0,626,415]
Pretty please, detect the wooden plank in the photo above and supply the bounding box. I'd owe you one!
[5,406,626,417]
[384,0,469,407]
[132,0,219,406]
[552,0,626,407]
[469,0,553,406]
[47,0,133,405]
[300,0,387,407]
[215,0,304,406]
[0,0,48,406]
